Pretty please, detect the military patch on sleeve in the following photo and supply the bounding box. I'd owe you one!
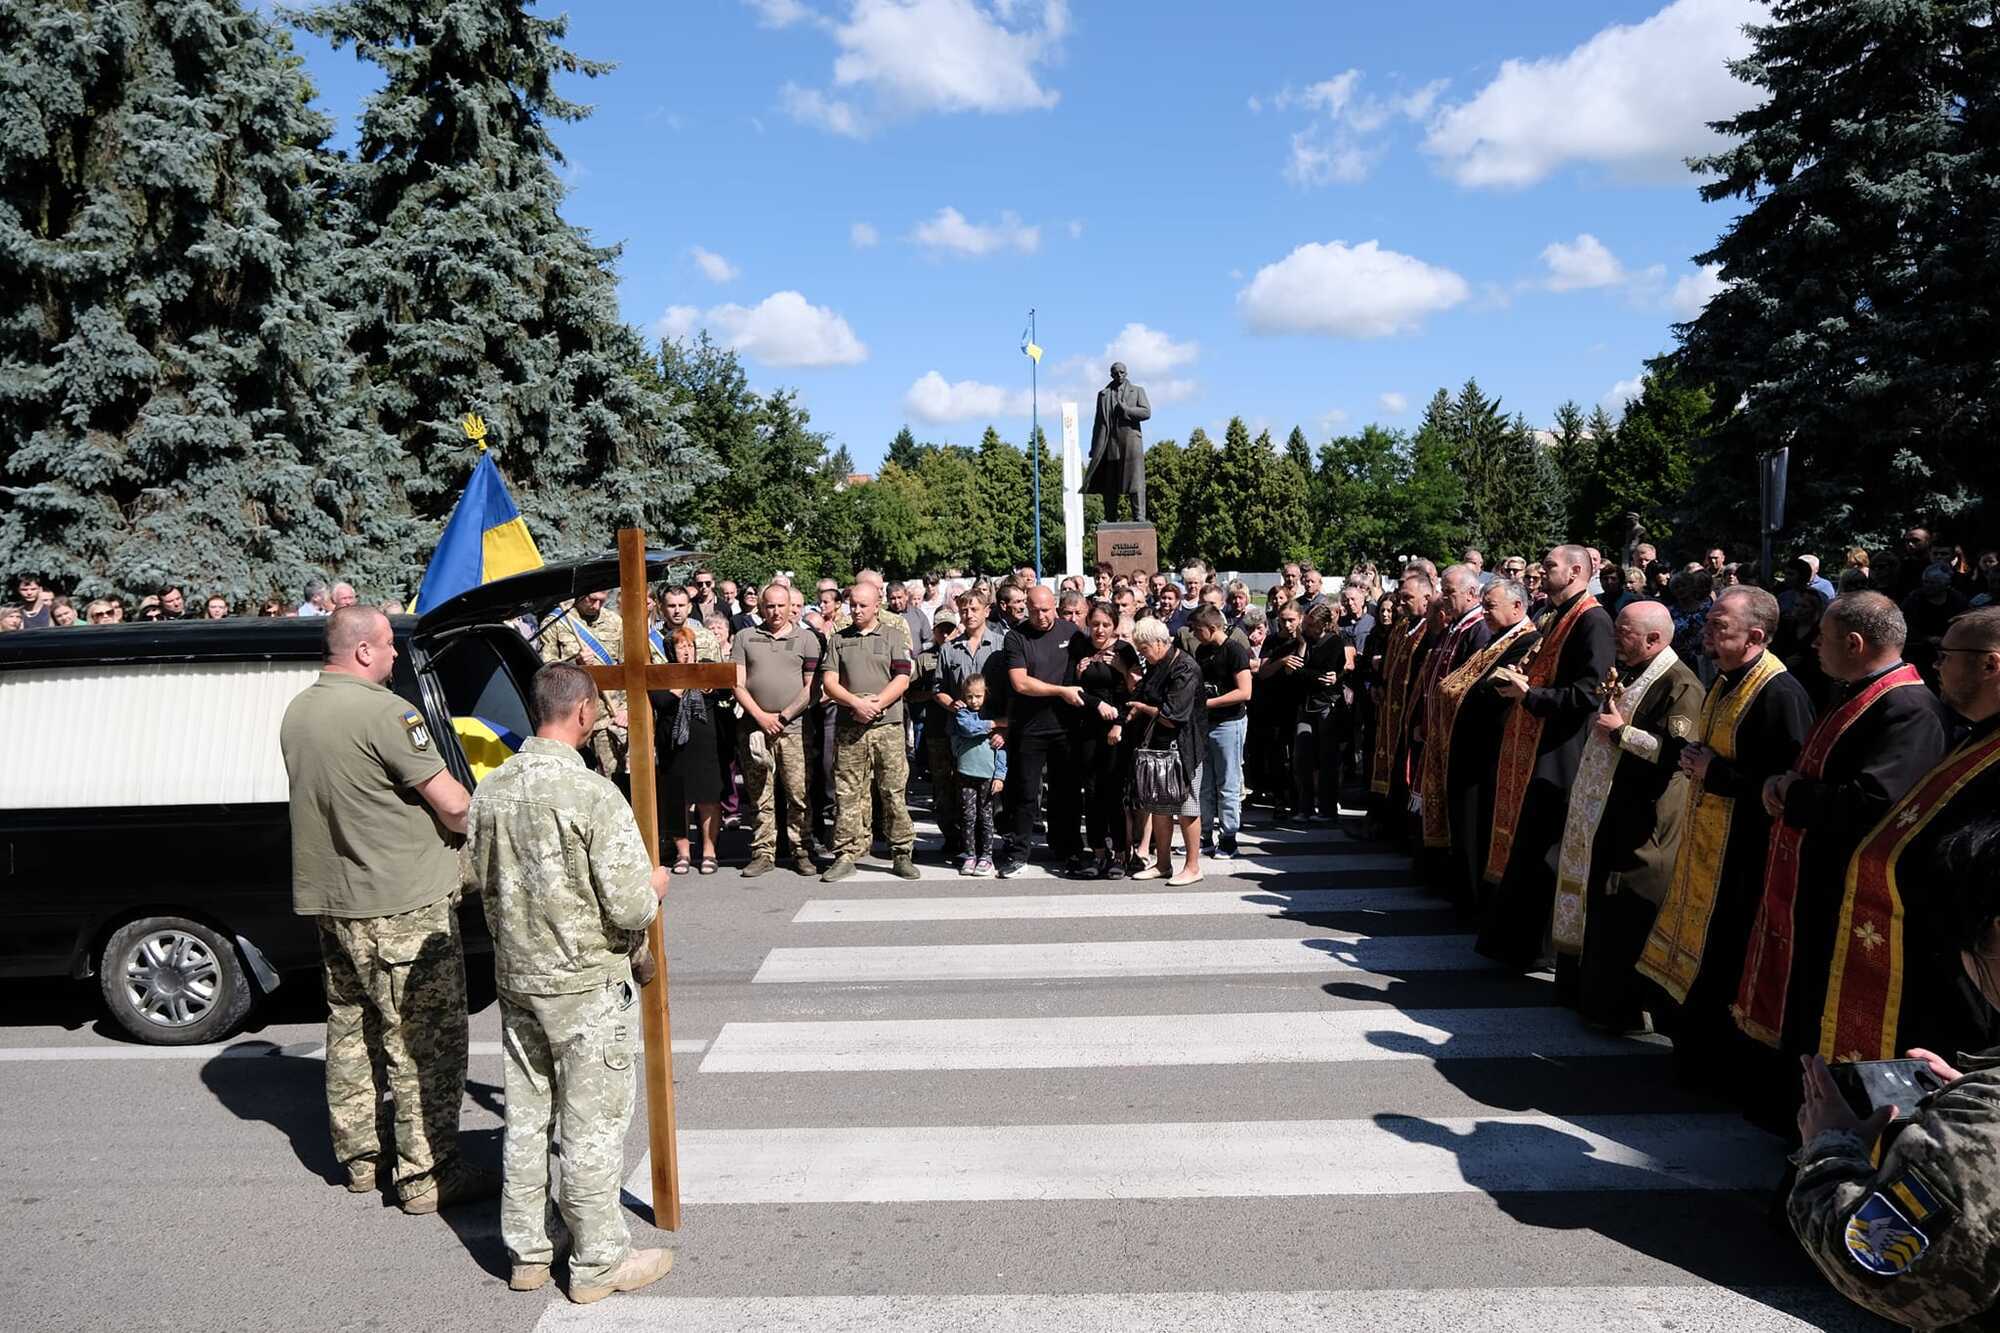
[401,709,432,752]
[1669,716,1693,738]
[1844,1169,1947,1276]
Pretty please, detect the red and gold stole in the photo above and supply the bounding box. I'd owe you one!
[1819,726,2000,1061]
[1370,618,1431,795]
[1482,592,1600,884]
[1635,649,1789,1002]
[1420,619,1534,847]
[1734,664,1926,1046]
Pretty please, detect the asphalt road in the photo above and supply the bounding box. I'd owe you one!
[0,797,1891,1332]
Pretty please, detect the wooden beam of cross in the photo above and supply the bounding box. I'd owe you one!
[577,529,732,1233]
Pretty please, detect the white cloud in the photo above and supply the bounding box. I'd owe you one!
[1668,262,1727,317]
[1319,408,1351,432]
[1267,70,1445,188]
[1066,219,1085,240]
[1048,322,1201,406]
[690,246,739,283]
[1602,375,1646,410]
[911,206,1040,257]
[779,83,865,137]
[659,291,867,367]
[850,221,880,249]
[1539,233,1626,291]
[1378,391,1409,415]
[903,371,1032,424]
[1237,240,1471,338]
[1423,0,1765,188]
[779,0,1069,135]
[743,0,813,26]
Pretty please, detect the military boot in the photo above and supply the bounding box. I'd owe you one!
[890,853,921,880]
[567,1247,675,1304]
[400,1161,501,1215]
[740,856,776,878]
[820,855,856,882]
[509,1264,550,1292]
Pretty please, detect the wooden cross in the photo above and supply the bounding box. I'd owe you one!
[579,528,734,1233]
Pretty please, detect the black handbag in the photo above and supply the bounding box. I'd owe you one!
[1131,714,1190,808]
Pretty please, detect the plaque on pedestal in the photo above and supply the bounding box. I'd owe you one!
[1095,522,1158,579]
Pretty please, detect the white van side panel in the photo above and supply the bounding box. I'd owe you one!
[0,662,320,810]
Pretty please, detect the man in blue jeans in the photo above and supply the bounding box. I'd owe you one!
[1191,607,1254,857]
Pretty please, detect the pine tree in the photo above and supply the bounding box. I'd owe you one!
[295,0,713,579]
[1174,426,1217,565]
[885,425,923,472]
[1257,433,1315,568]
[1283,426,1313,475]
[1549,399,1594,529]
[1597,362,1705,552]
[0,0,408,601]
[1447,379,1512,553]
[1670,0,1997,548]
[1203,418,1259,563]
[971,426,1029,573]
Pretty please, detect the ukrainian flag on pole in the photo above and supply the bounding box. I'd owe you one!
[413,415,544,614]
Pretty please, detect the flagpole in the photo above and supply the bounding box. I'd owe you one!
[1029,308,1041,580]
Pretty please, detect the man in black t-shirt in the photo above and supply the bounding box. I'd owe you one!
[1192,607,1253,856]
[1000,586,1088,876]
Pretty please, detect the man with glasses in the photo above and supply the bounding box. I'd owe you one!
[689,569,720,623]
[732,586,818,876]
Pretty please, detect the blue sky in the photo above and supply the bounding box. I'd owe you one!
[287,0,1763,469]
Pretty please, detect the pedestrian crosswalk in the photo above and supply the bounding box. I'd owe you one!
[545,825,1882,1330]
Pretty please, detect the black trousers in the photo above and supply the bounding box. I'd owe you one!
[957,775,999,858]
[1009,727,1081,856]
[1076,731,1130,854]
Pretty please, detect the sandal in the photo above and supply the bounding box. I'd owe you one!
[698,858,718,875]
[671,858,691,875]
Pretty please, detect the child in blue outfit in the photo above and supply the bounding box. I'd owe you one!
[949,675,1008,877]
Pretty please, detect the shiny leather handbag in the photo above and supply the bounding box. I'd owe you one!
[1131,715,1190,808]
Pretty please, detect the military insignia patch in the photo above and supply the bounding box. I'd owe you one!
[1845,1170,1945,1276]
[401,709,432,752]
[1669,716,1694,738]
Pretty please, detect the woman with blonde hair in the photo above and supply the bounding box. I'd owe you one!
[1125,617,1205,885]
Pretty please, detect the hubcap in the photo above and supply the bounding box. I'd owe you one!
[122,930,221,1028]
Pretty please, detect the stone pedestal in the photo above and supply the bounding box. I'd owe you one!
[1095,522,1158,580]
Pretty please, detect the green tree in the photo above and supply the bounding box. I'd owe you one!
[1283,425,1314,476]
[1598,362,1705,552]
[1670,0,1997,549]
[1549,399,1594,528]
[971,426,1029,573]
[296,0,712,575]
[1256,432,1316,567]
[854,464,928,575]
[1142,436,1187,561]
[1314,427,1402,572]
[913,445,987,571]
[884,425,923,472]
[1397,395,1470,565]
[1202,418,1259,562]
[0,0,408,601]
[1173,426,1217,565]
[1491,417,1567,559]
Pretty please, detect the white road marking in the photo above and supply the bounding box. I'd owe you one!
[627,1112,1780,1204]
[795,882,1428,923]
[752,934,1494,984]
[821,850,1410,884]
[533,1286,1858,1333]
[0,1037,707,1062]
[698,1007,1663,1072]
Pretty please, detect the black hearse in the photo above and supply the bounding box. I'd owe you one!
[0,552,679,1044]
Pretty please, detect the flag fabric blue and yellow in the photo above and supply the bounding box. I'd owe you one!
[413,453,543,614]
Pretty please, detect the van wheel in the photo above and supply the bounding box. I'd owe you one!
[99,918,255,1046]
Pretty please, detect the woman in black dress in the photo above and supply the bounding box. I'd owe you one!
[654,626,724,873]
[1075,603,1142,877]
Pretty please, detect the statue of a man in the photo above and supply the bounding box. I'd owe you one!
[1084,361,1150,522]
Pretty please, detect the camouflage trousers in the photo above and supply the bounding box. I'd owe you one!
[498,976,638,1287]
[925,731,961,853]
[833,720,914,861]
[739,726,808,861]
[318,894,468,1201]
[587,724,628,779]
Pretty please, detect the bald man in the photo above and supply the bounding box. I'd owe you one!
[1550,600,1703,1031]
[280,606,489,1212]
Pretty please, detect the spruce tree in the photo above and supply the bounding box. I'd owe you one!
[885,425,923,472]
[1204,418,1259,563]
[1142,436,1186,562]
[1174,426,1217,565]
[294,0,713,575]
[0,0,406,601]
[1598,364,1705,552]
[1549,399,1594,529]
[1671,0,1996,548]
[971,426,1029,573]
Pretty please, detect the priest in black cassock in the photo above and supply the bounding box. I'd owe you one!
[1477,545,1615,968]
[1818,606,2000,1068]
[1551,601,1703,1031]
[1736,593,1948,1072]
[1435,579,1539,914]
[1637,586,1814,1095]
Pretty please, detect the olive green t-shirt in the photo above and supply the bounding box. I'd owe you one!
[280,671,456,919]
[821,621,910,728]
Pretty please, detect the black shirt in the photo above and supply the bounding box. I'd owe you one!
[1077,640,1141,736]
[1196,635,1252,724]
[1002,618,1084,737]
[1301,629,1353,713]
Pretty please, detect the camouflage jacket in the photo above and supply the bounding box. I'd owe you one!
[1789,1049,2000,1329]
[461,736,657,995]
[542,604,626,731]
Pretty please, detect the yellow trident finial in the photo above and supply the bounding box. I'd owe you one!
[461,413,488,452]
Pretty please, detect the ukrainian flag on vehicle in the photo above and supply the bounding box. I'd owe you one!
[414,443,543,615]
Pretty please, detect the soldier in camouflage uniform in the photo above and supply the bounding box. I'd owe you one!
[1788,819,2000,1329]
[731,584,818,875]
[819,581,921,882]
[461,662,675,1303]
[540,590,628,777]
[657,585,721,663]
[278,606,494,1213]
